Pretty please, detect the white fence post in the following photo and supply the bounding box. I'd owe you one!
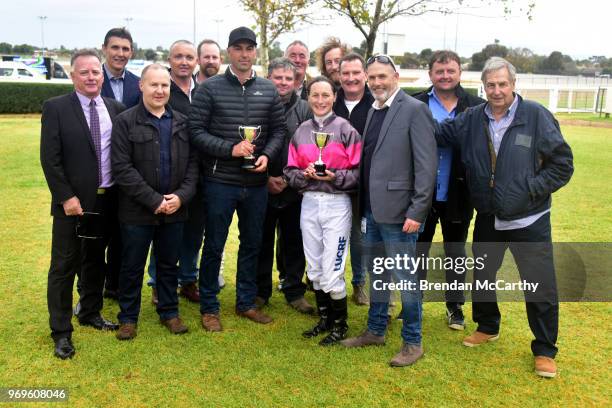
[549,87,559,113]
[567,89,574,114]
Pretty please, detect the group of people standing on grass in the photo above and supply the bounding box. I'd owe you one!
[40,25,573,378]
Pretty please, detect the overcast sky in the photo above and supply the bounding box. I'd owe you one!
[1,0,609,59]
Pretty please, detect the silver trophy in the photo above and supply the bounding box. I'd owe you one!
[312,131,332,176]
[238,125,261,169]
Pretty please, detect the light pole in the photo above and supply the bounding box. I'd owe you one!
[125,17,133,29]
[213,18,223,44]
[38,16,47,57]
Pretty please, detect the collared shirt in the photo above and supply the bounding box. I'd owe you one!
[314,111,333,127]
[229,65,255,84]
[428,89,456,202]
[371,87,400,110]
[146,108,173,194]
[484,94,549,230]
[75,91,113,187]
[103,63,125,103]
[484,94,519,155]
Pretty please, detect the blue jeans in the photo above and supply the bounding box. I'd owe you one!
[364,209,423,345]
[199,181,267,314]
[118,222,183,323]
[147,187,205,287]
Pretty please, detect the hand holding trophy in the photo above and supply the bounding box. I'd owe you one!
[312,131,332,176]
[238,125,261,169]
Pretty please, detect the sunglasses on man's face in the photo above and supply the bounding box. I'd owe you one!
[366,54,397,72]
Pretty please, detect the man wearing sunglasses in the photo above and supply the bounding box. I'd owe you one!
[341,54,437,367]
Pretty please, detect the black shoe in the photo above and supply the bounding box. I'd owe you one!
[302,290,332,338]
[79,315,119,331]
[319,296,348,346]
[103,288,119,300]
[447,306,465,331]
[73,301,81,317]
[54,337,75,359]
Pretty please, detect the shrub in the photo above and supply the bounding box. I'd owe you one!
[0,82,73,114]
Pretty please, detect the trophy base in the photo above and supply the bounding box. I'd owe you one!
[314,163,327,177]
[242,156,256,169]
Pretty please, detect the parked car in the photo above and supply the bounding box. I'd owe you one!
[0,61,45,81]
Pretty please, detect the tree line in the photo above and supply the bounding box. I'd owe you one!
[3,38,610,77]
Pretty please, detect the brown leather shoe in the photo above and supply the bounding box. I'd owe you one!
[236,308,273,324]
[201,313,222,332]
[116,323,137,340]
[179,282,200,303]
[289,297,315,314]
[254,296,268,309]
[463,330,500,347]
[340,330,385,348]
[534,356,557,378]
[389,343,424,367]
[161,317,188,334]
[151,288,158,306]
[351,284,369,306]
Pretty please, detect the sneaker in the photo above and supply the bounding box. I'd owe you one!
[289,297,315,314]
[534,356,557,378]
[462,330,499,347]
[201,313,222,332]
[340,330,385,348]
[351,284,369,305]
[447,306,465,331]
[116,323,137,340]
[389,343,424,367]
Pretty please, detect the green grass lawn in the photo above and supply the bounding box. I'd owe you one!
[0,115,610,407]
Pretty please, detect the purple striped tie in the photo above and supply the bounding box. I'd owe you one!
[89,99,102,187]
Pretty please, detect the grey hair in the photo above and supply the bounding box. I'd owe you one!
[481,57,517,83]
[285,40,309,54]
[70,49,100,67]
[267,57,297,77]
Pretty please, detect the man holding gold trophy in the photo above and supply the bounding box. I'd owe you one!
[188,27,287,331]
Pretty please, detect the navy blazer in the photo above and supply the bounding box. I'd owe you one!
[101,64,141,108]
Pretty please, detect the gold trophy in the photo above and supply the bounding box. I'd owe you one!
[312,131,332,176]
[238,125,261,169]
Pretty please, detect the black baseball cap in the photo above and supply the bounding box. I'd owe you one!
[228,26,257,47]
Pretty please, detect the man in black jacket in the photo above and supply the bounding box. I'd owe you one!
[436,57,573,378]
[333,52,374,306]
[147,40,201,305]
[40,49,124,359]
[255,57,313,313]
[412,50,485,330]
[112,64,198,340]
[188,27,287,330]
